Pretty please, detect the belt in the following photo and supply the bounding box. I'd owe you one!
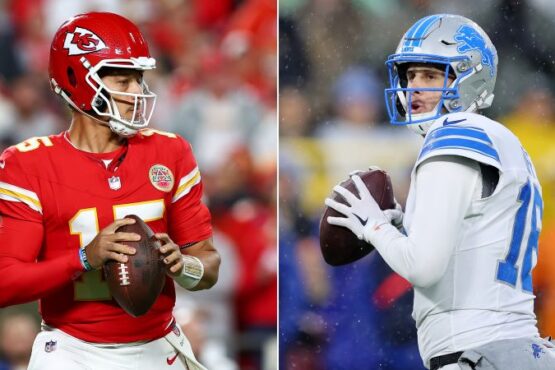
[430,351,463,370]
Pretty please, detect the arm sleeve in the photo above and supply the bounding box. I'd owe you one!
[368,155,480,288]
[168,137,212,246]
[0,148,83,307]
[0,216,84,307]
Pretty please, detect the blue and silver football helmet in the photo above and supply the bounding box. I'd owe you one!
[385,14,498,135]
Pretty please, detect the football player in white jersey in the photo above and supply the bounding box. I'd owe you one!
[325,14,555,370]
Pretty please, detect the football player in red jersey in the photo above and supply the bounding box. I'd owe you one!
[0,12,220,370]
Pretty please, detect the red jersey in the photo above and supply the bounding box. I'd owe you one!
[0,129,212,343]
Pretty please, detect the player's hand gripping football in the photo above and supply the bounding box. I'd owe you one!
[84,218,139,269]
[155,233,185,277]
[325,174,404,243]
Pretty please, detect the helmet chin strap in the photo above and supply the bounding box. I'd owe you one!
[108,117,141,137]
[405,101,443,136]
[407,119,436,136]
[81,108,139,138]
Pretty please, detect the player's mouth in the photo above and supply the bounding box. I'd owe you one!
[411,101,426,114]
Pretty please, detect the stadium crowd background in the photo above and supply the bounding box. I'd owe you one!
[279,0,555,369]
[0,1,276,370]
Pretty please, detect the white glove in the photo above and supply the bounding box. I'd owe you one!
[384,200,404,230]
[325,175,400,243]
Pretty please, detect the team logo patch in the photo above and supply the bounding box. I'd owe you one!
[454,25,496,77]
[532,343,545,359]
[63,27,107,56]
[149,165,174,192]
[45,340,57,353]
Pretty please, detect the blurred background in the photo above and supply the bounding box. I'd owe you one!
[279,0,555,369]
[0,1,276,370]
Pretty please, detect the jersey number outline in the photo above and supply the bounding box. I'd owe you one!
[15,136,53,152]
[70,200,164,301]
[496,180,543,292]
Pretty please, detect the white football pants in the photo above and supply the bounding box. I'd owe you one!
[27,324,207,370]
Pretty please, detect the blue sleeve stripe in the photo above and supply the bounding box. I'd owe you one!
[419,137,500,162]
[425,126,493,145]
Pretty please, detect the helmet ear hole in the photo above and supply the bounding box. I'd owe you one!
[67,67,77,87]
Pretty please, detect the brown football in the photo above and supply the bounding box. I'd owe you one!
[319,169,396,266]
[104,215,166,317]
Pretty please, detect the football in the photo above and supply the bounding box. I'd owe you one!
[319,169,396,266]
[104,215,166,317]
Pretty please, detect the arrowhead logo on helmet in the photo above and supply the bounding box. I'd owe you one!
[63,27,107,56]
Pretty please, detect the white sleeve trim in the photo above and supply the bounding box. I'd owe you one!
[171,167,201,203]
[368,156,479,288]
[0,181,42,214]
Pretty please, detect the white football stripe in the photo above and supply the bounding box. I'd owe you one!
[172,168,201,203]
[0,181,42,213]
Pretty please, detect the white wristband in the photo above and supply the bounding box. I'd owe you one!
[174,255,204,290]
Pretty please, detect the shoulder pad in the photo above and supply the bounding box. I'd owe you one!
[418,122,501,169]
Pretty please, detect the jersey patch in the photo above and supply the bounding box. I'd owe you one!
[419,125,500,164]
[149,164,174,192]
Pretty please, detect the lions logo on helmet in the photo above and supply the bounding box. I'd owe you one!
[454,25,496,77]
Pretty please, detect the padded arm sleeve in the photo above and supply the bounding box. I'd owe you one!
[368,156,480,287]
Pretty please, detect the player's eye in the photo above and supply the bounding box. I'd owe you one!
[117,79,129,86]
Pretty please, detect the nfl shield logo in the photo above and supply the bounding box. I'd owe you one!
[108,176,121,190]
[45,340,57,353]
[172,322,181,337]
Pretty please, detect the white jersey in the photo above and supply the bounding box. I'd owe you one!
[404,112,541,363]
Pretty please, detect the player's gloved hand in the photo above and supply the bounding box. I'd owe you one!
[84,218,139,269]
[384,199,404,230]
[325,175,399,243]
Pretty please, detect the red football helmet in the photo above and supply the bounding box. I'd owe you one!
[49,12,157,137]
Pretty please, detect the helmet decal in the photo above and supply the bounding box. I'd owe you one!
[63,27,107,56]
[402,14,441,52]
[384,14,498,134]
[454,25,496,77]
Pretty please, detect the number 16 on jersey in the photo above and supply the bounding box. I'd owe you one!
[497,180,543,293]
